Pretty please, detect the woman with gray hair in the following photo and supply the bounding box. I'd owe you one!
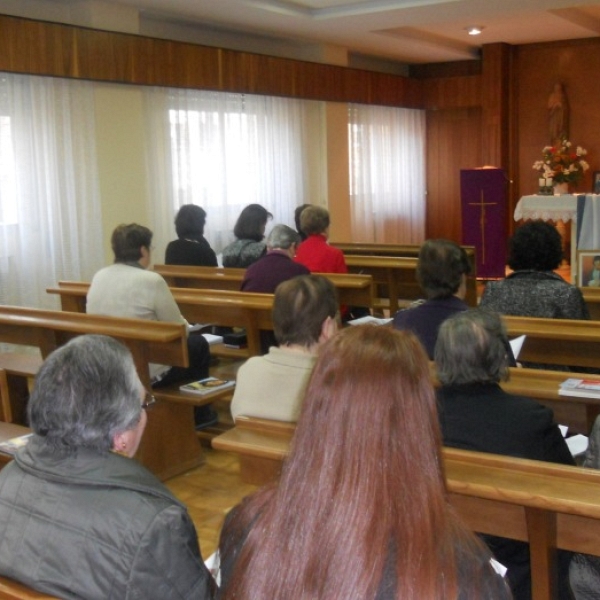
[0,335,216,600]
[435,308,574,600]
[241,224,309,293]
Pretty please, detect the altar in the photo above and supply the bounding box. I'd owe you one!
[514,193,600,284]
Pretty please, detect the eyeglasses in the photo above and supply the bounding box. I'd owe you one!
[142,392,156,410]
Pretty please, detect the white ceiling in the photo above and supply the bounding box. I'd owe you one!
[4,0,600,66]
[99,0,600,64]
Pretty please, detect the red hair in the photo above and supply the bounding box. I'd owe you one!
[220,325,493,599]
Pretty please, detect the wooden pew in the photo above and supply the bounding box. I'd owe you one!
[0,305,203,481]
[504,315,600,370]
[331,242,476,262]
[153,264,375,309]
[581,286,600,320]
[212,415,600,600]
[343,255,478,312]
[47,283,274,357]
[504,367,600,435]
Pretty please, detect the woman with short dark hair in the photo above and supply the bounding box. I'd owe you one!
[0,335,216,600]
[222,204,273,268]
[165,204,218,266]
[219,325,511,599]
[480,220,588,320]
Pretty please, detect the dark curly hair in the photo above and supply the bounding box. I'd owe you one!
[507,220,563,271]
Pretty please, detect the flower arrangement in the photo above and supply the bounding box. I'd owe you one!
[533,138,589,184]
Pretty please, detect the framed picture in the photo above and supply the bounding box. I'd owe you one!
[578,251,600,287]
[593,171,600,194]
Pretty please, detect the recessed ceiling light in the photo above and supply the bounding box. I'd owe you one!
[465,26,484,36]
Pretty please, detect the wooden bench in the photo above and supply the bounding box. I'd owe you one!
[343,254,478,312]
[0,305,203,481]
[47,282,274,358]
[153,264,376,309]
[503,367,600,435]
[504,315,600,370]
[331,242,476,261]
[212,415,600,600]
[581,286,600,320]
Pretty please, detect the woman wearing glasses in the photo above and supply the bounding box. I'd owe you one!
[0,335,216,600]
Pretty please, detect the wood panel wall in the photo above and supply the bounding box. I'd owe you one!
[0,14,421,107]
[425,107,483,241]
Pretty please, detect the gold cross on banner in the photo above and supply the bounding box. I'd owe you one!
[468,190,497,264]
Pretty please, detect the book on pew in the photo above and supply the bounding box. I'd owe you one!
[0,433,33,456]
[559,378,600,398]
[180,377,235,396]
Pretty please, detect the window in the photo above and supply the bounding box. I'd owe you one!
[348,104,426,243]
[145,89,311,254]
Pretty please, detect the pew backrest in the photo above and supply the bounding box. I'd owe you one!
[0,305,188,386]
[581,286,600,320]
[504,315,600,370]
[153,265,375,309]
[48,283,274,357]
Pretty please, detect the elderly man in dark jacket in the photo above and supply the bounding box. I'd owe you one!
[0,335,216,600]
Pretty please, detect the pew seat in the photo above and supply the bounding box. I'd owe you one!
[504,315,600,370]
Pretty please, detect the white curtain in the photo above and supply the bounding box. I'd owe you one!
[0,73,103,309]
[143,88,310,258]
[348,104,426,243]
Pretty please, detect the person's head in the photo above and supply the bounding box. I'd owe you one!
[507,220,563,271]
[233,204,273,242]
[299,205,330,236]
[272,275,338,348]
[111,223,153,266]
[435,308,510,386]
[294,204,311,239]
[266,224,301,256]
[417,239,471,299]
[594,256,600,268]
[174,204,207,238]
[221,326,490,598]
[28,335,147,457]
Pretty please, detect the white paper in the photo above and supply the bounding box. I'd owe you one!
[566,434,589,457]
[202,333,224,345]
[347,315,393,326]
[509,335,526,360]
[490,557,507,577]
[559,424,568,437]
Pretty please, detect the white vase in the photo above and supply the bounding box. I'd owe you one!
[554,182,570,195]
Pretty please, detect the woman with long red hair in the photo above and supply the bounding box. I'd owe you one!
[218,325,510,599]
